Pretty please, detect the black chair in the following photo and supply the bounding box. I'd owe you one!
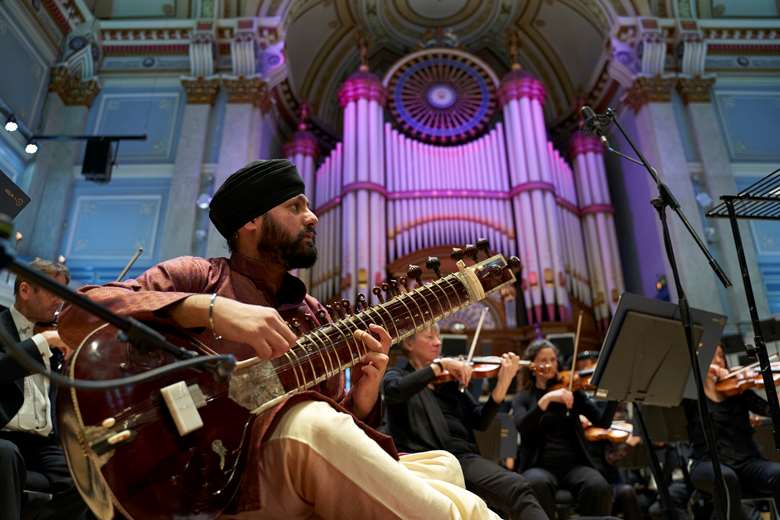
[689,489,779,520]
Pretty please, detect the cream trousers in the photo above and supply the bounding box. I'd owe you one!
[228,400,501,520]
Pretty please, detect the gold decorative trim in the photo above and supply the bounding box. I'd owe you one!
[676,76,716,105]
[222,76,270,110]
[48,66,100,107]
[621,76,675,112]
[181,77,220,105]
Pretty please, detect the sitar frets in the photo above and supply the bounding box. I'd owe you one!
[269,271,471,392]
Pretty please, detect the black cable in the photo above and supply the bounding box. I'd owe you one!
[0,325,236,390]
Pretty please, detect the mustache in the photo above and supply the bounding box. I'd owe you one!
[298,227,317,239]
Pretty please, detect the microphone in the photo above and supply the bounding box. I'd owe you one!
[579,106,609,143]
[580,106,601,133]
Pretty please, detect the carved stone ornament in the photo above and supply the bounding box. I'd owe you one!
[181,77,220,105]
[222,76,269,109]
[621,76,675,112]
[676,76,716,105]
[48,66,101,107]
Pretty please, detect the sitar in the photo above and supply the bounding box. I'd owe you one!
[57,252,519,519]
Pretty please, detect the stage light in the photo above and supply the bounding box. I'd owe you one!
[4,115,17,132]
[57,255,67,264]
[196,193,212,209]
[24,140,38,154]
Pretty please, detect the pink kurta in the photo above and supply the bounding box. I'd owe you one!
[57,253,397,514]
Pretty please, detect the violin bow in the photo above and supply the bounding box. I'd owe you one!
[569,311,584,393]
[460,306,489,393]
[116,246,144,282]
[721,352,779,380]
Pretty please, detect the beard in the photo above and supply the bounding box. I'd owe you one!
[257,213,318,270]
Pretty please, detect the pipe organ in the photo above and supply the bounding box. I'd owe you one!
[291,47,624,326]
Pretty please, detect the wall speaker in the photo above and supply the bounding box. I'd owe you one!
[82,138,113,182]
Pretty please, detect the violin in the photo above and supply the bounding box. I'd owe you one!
[714,359,780,397]
[583,419,634,444]
[434,356,550,385]
[546,367,595,393]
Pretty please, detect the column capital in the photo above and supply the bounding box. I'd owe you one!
[676,76,716,105]
[222,75,269,109]
[48,66,101,107]
[181,76,220,105]
[620,75,675,112]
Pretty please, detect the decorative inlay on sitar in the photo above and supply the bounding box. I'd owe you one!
[58,247,521,520]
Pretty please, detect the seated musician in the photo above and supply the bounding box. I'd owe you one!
[685,344,780,519]
[0,259,88,519]
[575,351,643,520]
[57,159,501,519]
[512,339,616,518]
[382,324,548,520]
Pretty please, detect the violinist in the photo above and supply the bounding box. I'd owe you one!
[685,344,780,519]
[512,339,617,518]
[383,324,549,520]
[0,259,89,519]
[574,352,644,520]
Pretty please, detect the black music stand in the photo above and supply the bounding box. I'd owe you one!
[707,167,780,449]
[591,292,726,520]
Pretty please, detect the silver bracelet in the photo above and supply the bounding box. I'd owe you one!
[209,293,222,341]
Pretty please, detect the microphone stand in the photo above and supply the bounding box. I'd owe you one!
[591,107,731,520]
[0,215,235,385]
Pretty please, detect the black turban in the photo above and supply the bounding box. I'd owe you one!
[209,159,305,239]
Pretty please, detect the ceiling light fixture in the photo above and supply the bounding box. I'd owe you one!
[24,139,38,155]
[4,115,18,132]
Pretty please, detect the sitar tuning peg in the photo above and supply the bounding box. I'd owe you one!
[389,279,400,296]
[290,318,302,335]
[331,301,344,319]
[426,256,442,278]
[356,293,368,311]
[451,248,465,263]
[464,244,478,263]
[407,264,423,287]
[340,299,352,315]
[372,286,385,303]
[508,256,523,273]
[476,238,490,258]
[302,313,316,329]
[399,275,409,292]
[381,282,391,298]
[316,308,328,323]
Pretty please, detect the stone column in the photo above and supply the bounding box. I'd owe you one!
[159,77,219,260]
[205,76,267,258]
[622,76,725,313]
[678,77,770,328]
[17,67,99,261]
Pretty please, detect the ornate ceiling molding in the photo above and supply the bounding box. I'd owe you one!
[181,77,221,104]
[48,65,100,107]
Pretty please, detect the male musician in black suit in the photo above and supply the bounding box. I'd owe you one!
[0,258,87,519]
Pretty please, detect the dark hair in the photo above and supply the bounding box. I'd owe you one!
[227,231,239,253]
[520,339,560,390]
[14,258,70,295]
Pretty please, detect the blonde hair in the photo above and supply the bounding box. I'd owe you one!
[401,323,441,352]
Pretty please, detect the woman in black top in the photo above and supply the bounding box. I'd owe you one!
[686,345,780,519]
[512,339,616,518]
[383,325,548,520]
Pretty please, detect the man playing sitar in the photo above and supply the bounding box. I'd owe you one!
[58,159,503,519]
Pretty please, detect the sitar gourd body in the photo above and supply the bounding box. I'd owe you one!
[58,254,517,519]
